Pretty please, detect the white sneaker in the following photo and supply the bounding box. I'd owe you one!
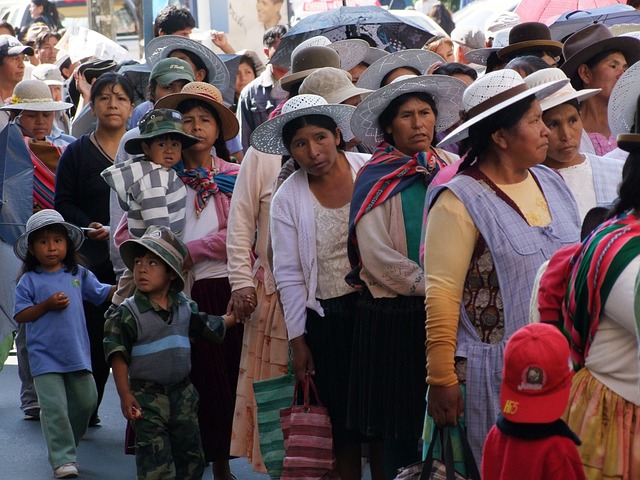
[53,462,78,478]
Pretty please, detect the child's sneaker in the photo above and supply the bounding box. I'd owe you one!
[53,462,78,478]
[23,407,40,421]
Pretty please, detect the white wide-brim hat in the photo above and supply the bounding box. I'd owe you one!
[524,68,600,112]
[351,74,467,148]
[0,80,73,112]
[250,94,356,156]
[14,209,84,261]
[355,49,445,90]
[438,69,568,147]
[145,35,230,91]
[609,60,640,137]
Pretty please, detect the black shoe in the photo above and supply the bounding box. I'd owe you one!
[89,414,101,427]
[23,407,40,420]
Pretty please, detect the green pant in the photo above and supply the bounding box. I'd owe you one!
[131,378,205,480]
[33,370,97,469]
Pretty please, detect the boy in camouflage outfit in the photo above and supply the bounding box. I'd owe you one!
[104,225,244,479]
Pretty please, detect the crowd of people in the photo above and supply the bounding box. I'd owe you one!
[3,1,640,480]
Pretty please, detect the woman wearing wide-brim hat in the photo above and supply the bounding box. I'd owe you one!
[355,49,445,90]
[345,73,464,478]
[560,23,640,156]
[423,69,581,464]
[496,22,563,65]
[252,94,371,479]
[156,81,242,480]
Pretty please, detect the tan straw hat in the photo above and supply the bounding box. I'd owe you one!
[299,67,372,105]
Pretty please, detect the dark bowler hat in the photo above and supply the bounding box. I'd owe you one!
[561,23,640,81]
[497,22,562,61]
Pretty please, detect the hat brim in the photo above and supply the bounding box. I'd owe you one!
[616,133,640,152]
[608,61,640,137]
[497,40,563,61]
[41,79,64,86]
[124,129,200,155]
[438,78,568,147]
[280,67,323,92]
[145,35,230,91]
[250,104,356,156]
[351,74,467,148]
[1,101,74,112]
[153,71,196,86]
[7,45,34,56]
[119,238,185,292]
[500,376,571,424]
[328,39,370,72]
[13,220,84,261]
[155,92,239,141]
[561,36,640,81]
[465,48,498,66]
[540,87,601,112]
[356,49,445,90]
[324,85,373,106]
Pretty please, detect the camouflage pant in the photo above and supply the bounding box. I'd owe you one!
[130,378,205,480]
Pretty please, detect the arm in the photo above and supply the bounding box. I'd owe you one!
[424,190,477,427]
[15,293,70,323]
[211,31,235,54]
[110,353,141,421]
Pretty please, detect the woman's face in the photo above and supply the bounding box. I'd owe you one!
[235,61,256,96]
[288,123,340,177]
[385,97,436,157]
[19,110,54,141]
[90,83,133,130]
[501,100,550,167]
[29,2,43,19]
[181,105,220,152]
[581,52,627,99]
[434,43,455,63]
[543,103,584,168]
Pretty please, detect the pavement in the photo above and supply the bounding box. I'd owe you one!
[0,351,270,480]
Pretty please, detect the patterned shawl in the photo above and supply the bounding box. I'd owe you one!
[346,142,446,288]
[24,137,65,211]
[560,213,640,369]
[176,163,238,216]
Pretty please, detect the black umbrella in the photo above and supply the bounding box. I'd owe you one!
[271,6,439,69]
[549,4,640,41]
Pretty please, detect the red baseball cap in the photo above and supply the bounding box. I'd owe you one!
[500,323,573,424]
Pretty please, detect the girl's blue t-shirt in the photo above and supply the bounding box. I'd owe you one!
[14,265,111,376]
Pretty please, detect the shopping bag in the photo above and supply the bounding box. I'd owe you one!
[253,367,295,478]
[279,373,338,480]
[394,425,480,480]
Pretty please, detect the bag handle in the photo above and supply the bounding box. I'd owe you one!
[290,373,325,409]
[421,424,480,480]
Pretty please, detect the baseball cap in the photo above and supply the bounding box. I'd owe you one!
[500,323,574,424]
[450,25,485,50]
[31,63,64,86]
[149,57,195,86]
[0,34,34,57]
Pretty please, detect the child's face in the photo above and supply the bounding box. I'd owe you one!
[141,137,183,168]
[133,252,177,298]
[28,229,67,272]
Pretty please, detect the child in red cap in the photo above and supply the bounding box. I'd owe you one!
[482,323,585,479]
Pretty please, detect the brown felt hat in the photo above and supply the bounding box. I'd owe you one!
[279,46,341,92]
[560,23,640,81]
[497,22,562,61]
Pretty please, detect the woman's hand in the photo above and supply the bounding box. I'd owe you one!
[227,287,257,323]
[427,384,464,427]
[74,69,92,104]
[86,222,110,241]
[289,336,315,382]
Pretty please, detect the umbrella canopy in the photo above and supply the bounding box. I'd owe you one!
[271,6,440,69]
[515,0,625,24]
[549,5,640,40]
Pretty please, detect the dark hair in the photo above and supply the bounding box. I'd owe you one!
[378,92,438,147]
[176,99,231,161]
[35,29,60,50]
[608,149,640,217]
[170,49,208,79]
[428,3,455,35]
[571,49,622,90]
[485,51,507,74]
[239,54,258,77]
[0,21,16,37]
[581,206,609,240]
[153,5,196,37]
[281,114,345,155]
[20,224,80,277]
[506,55,551,77]
[380,66,421,88]
[129,244,172,273]
[31,0,62,30]
[459,94,536,171]
[90,72,135,104]
[263,24,287,49]
[433,62,478,81]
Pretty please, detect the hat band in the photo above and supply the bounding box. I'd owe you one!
[11,95,55,105]
[466,83,528,120]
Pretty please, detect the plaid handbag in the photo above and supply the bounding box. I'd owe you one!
[394,425,480,480]
[253,366,296,479]
[279,374,338,480]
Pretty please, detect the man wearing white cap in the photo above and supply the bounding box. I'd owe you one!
[450,25,485,65]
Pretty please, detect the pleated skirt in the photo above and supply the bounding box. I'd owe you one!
[347,292,427,440]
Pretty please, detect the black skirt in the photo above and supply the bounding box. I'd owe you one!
[305,292,359,442]
[347,292,427,440]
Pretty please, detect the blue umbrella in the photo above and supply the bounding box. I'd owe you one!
[550,4,640,41]
[271,6,440,69]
